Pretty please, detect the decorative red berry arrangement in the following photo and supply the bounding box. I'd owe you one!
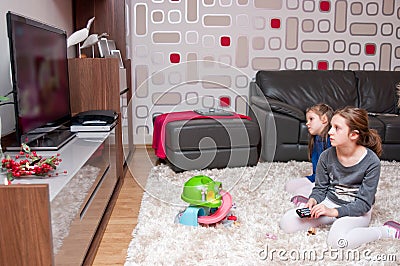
[1,143,65,182]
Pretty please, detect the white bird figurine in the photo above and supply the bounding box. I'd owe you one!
[80,32,108,49]
[80,32,109,57]
[67,17,95,56]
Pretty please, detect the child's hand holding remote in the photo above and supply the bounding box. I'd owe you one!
[310,204,339,218]
[305,198,317,210]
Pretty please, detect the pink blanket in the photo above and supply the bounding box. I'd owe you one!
[152,111,250,159]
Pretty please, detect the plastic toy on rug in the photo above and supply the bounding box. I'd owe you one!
[176,175,236,227]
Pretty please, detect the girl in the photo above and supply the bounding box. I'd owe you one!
[285,103,333,201]
[280,107,400,249]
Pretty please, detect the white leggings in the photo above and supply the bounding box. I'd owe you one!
[285,177,315,197]
[279,198,389,249]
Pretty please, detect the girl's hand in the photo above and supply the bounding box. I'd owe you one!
[310,204,339,218]
[305,198,317,210]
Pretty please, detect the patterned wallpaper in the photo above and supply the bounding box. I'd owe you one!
[126,0,400,144]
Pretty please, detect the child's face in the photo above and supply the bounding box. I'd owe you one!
[306,110,327,136]
[328,114,353,147]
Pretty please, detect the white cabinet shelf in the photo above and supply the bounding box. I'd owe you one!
[0,130,118,265]
[10,133,109,201]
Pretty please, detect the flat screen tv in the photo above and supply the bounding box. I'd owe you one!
[6,11,75,150]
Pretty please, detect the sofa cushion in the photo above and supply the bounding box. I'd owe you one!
[261,97,305,121]
[250,95,305,121]
[256,70,358,111]
[368,116,385,140]
[299,122,309,144]
[355,71,400,113]
[374,115,400,143]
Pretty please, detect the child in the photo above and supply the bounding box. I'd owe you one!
[280,107,400,249]
[285,103,333,202]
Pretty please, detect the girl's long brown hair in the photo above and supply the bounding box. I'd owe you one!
[307,103,334,160]
[334,107,382,157]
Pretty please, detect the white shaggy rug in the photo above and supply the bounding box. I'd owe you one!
[125,161,400,265]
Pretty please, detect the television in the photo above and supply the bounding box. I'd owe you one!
[6,11,75,150]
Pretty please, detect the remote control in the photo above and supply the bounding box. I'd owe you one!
[194,108,234,116]
[296,208,311,218]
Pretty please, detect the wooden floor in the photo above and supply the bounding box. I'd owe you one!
[92,146,157,265]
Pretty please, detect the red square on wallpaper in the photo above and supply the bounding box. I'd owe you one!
[170,53,180,63]
[320,1,330,12]
[317,61,328,70]
[221,36,231,46]
[365,44,376,55]
[219,97,230,107]
[271,18,281,29]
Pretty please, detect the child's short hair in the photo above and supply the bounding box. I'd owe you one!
[306,103,334,160]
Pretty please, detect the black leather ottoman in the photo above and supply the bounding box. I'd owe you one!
[164,118,261,172]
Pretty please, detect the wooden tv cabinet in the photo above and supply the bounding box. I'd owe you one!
[0,129,119,265]
[68,57,134,180]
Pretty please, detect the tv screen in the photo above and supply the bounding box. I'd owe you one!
[7,11,72,144]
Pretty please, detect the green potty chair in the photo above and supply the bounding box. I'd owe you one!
[181,175,222,207]
[179,175,222,226]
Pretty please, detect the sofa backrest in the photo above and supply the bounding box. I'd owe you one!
[355,71,400,114]
[255,70,358,111]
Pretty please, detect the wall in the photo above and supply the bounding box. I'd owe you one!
[127,0,400,144]
[0,1,73,136]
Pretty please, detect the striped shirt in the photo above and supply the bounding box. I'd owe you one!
[309,147,381,218]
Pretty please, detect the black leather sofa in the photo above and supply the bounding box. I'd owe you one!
[249,70,400,161]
